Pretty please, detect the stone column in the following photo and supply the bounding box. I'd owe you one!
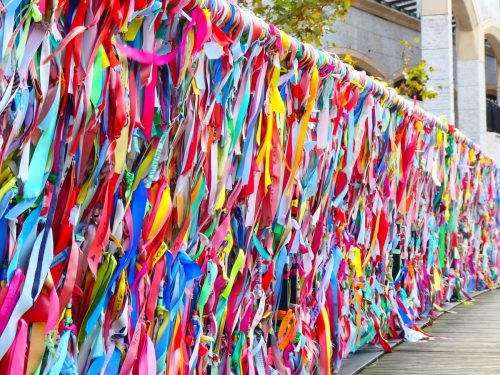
[420,0,455,123]
[456,28,486,144]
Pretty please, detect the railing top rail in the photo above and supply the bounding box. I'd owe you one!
[186,0,497,167]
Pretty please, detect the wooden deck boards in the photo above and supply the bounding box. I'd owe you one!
[360,289,500,374]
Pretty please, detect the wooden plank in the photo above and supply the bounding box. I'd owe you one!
[360,289,500,374]
[336,339,403,375]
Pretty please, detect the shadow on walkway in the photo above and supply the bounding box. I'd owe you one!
[361,289,500,374]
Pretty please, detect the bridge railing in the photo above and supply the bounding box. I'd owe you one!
[0,0,498,374]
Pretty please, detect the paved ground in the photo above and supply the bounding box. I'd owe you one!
[361,289,500,374]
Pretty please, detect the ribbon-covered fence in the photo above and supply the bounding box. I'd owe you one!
[0,0,499,373]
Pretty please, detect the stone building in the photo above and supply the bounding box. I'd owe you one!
[323,0,500,163]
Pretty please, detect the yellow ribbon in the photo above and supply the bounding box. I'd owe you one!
[256,57,285,192]
[148,186,171,239]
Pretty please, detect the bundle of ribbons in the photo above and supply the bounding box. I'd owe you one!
[0,0,499,373]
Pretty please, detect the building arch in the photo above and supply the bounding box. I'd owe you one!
[334,48,388,80]
[482,19,500,62]
[452,0,479,32]
[482,19,500,105]
[389,67,405,84]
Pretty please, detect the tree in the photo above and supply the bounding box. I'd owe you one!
[394,38,439,101]
[240,0,352,46]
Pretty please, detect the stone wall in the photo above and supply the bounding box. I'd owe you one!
[319,0,500,163]
[321,6,420,81]
[476,0,500,22]
[321,5,498,96]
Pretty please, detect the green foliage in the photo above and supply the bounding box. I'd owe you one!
[342,53,357,67]
[394,37,439,101]
[239,3,437,101]
[240,0,352,46]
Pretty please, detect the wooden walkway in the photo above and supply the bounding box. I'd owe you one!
[361,289,500,374]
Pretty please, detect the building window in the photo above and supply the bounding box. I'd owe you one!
[486,98,500,133]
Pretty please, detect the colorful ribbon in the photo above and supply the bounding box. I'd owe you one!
[0,0,498,373]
